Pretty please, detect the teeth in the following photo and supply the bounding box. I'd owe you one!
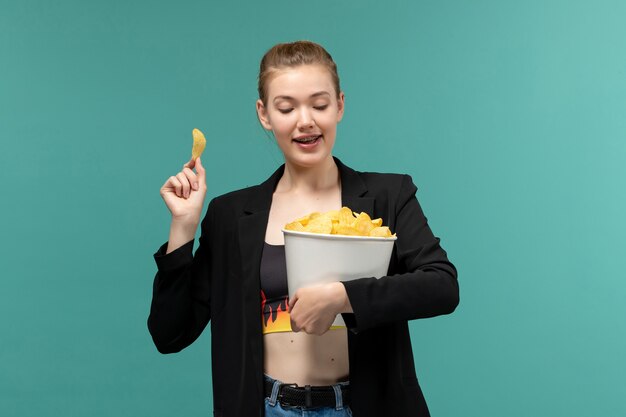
[296,135,320,143]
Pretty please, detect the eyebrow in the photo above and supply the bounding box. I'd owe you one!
[273,91,331,102]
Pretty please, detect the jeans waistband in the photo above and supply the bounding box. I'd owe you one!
[265,374,350,410]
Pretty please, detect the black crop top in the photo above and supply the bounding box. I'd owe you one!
[260,243,292,334]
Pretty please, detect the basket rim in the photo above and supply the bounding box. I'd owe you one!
[282,229,397,242]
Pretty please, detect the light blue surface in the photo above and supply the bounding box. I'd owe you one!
[1,1,625,416]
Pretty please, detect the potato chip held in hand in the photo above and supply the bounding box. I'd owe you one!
[191,128,206,161]
[284,207,395,238]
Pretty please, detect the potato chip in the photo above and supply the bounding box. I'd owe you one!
[284,221,305,231]
[333,224,362,236]
[353,212,375,235]
[296,212,321,226]
[338,207,355,227]
[284,206,395,238]
[324,210,340,221]
[294,216,309,226]
[303,216,332,234]
[369,226,393,237]
[191,128,206,160]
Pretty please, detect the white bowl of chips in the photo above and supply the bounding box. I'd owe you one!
[282,207,397,295]
[282,228,396,327]
[282,230,397,295]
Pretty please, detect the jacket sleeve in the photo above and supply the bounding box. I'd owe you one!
[147,200,215,353]
[341,175,459,333]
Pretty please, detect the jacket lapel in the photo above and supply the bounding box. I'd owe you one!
[334,158,373,359]
[238,164,285,399]
[336,157,374,218]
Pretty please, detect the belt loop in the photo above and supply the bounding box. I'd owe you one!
[332,384,343,410]
[268,380,281,406]
[304,385,312,408]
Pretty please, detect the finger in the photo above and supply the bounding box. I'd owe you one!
[306,325,324,336]
[182,167,198,191]
[288,293,298,312]
[176,172,190,198]
[195,157,206,188]
[290,318,301,333]
[183,158,196,170]
[169,176,183,198]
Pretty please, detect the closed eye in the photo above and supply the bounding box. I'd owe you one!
[278,108,294,114]
[314,105,328,111]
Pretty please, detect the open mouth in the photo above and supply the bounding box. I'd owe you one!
[293,135,322,144]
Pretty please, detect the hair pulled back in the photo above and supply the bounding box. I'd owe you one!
[258,40,341,106]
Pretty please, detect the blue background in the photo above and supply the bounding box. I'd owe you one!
[1,1,625,416]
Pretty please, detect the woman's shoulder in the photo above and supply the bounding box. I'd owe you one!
[360,172,418,204]
[341,160,417,195]
[208,183,265,211]
[357,169,411,184]
[207,166,281,215]
[207,163,281,208]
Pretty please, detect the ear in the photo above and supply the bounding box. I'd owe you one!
[336,91,345,123]
[256,99,273,130]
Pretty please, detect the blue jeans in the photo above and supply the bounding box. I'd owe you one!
[264,374,353,417]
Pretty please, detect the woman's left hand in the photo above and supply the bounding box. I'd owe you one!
[288,282,353,335]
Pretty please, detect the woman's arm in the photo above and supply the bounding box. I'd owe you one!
[148,157,213,353]
[341,174,459,333]
[148,203,214,353]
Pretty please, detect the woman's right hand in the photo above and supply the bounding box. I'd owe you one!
[160,157,207,224]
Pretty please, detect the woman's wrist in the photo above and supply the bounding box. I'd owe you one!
[166,217,199,254]
[331,282,354,314]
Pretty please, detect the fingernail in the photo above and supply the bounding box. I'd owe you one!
[193,182,198,190]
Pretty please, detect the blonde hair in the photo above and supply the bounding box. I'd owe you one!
[258,40,341,105]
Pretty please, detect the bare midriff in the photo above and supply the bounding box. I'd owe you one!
[263,161,347,386]
[264,328,349,386]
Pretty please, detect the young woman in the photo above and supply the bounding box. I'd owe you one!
[148,41,459,417]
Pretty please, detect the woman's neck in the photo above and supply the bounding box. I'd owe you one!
[276,156,339,194]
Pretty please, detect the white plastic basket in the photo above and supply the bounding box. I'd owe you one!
[282,229,397,327]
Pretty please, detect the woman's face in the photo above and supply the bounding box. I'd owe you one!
[256,64,344,168]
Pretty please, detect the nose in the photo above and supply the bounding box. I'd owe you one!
[296,108,315,130]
